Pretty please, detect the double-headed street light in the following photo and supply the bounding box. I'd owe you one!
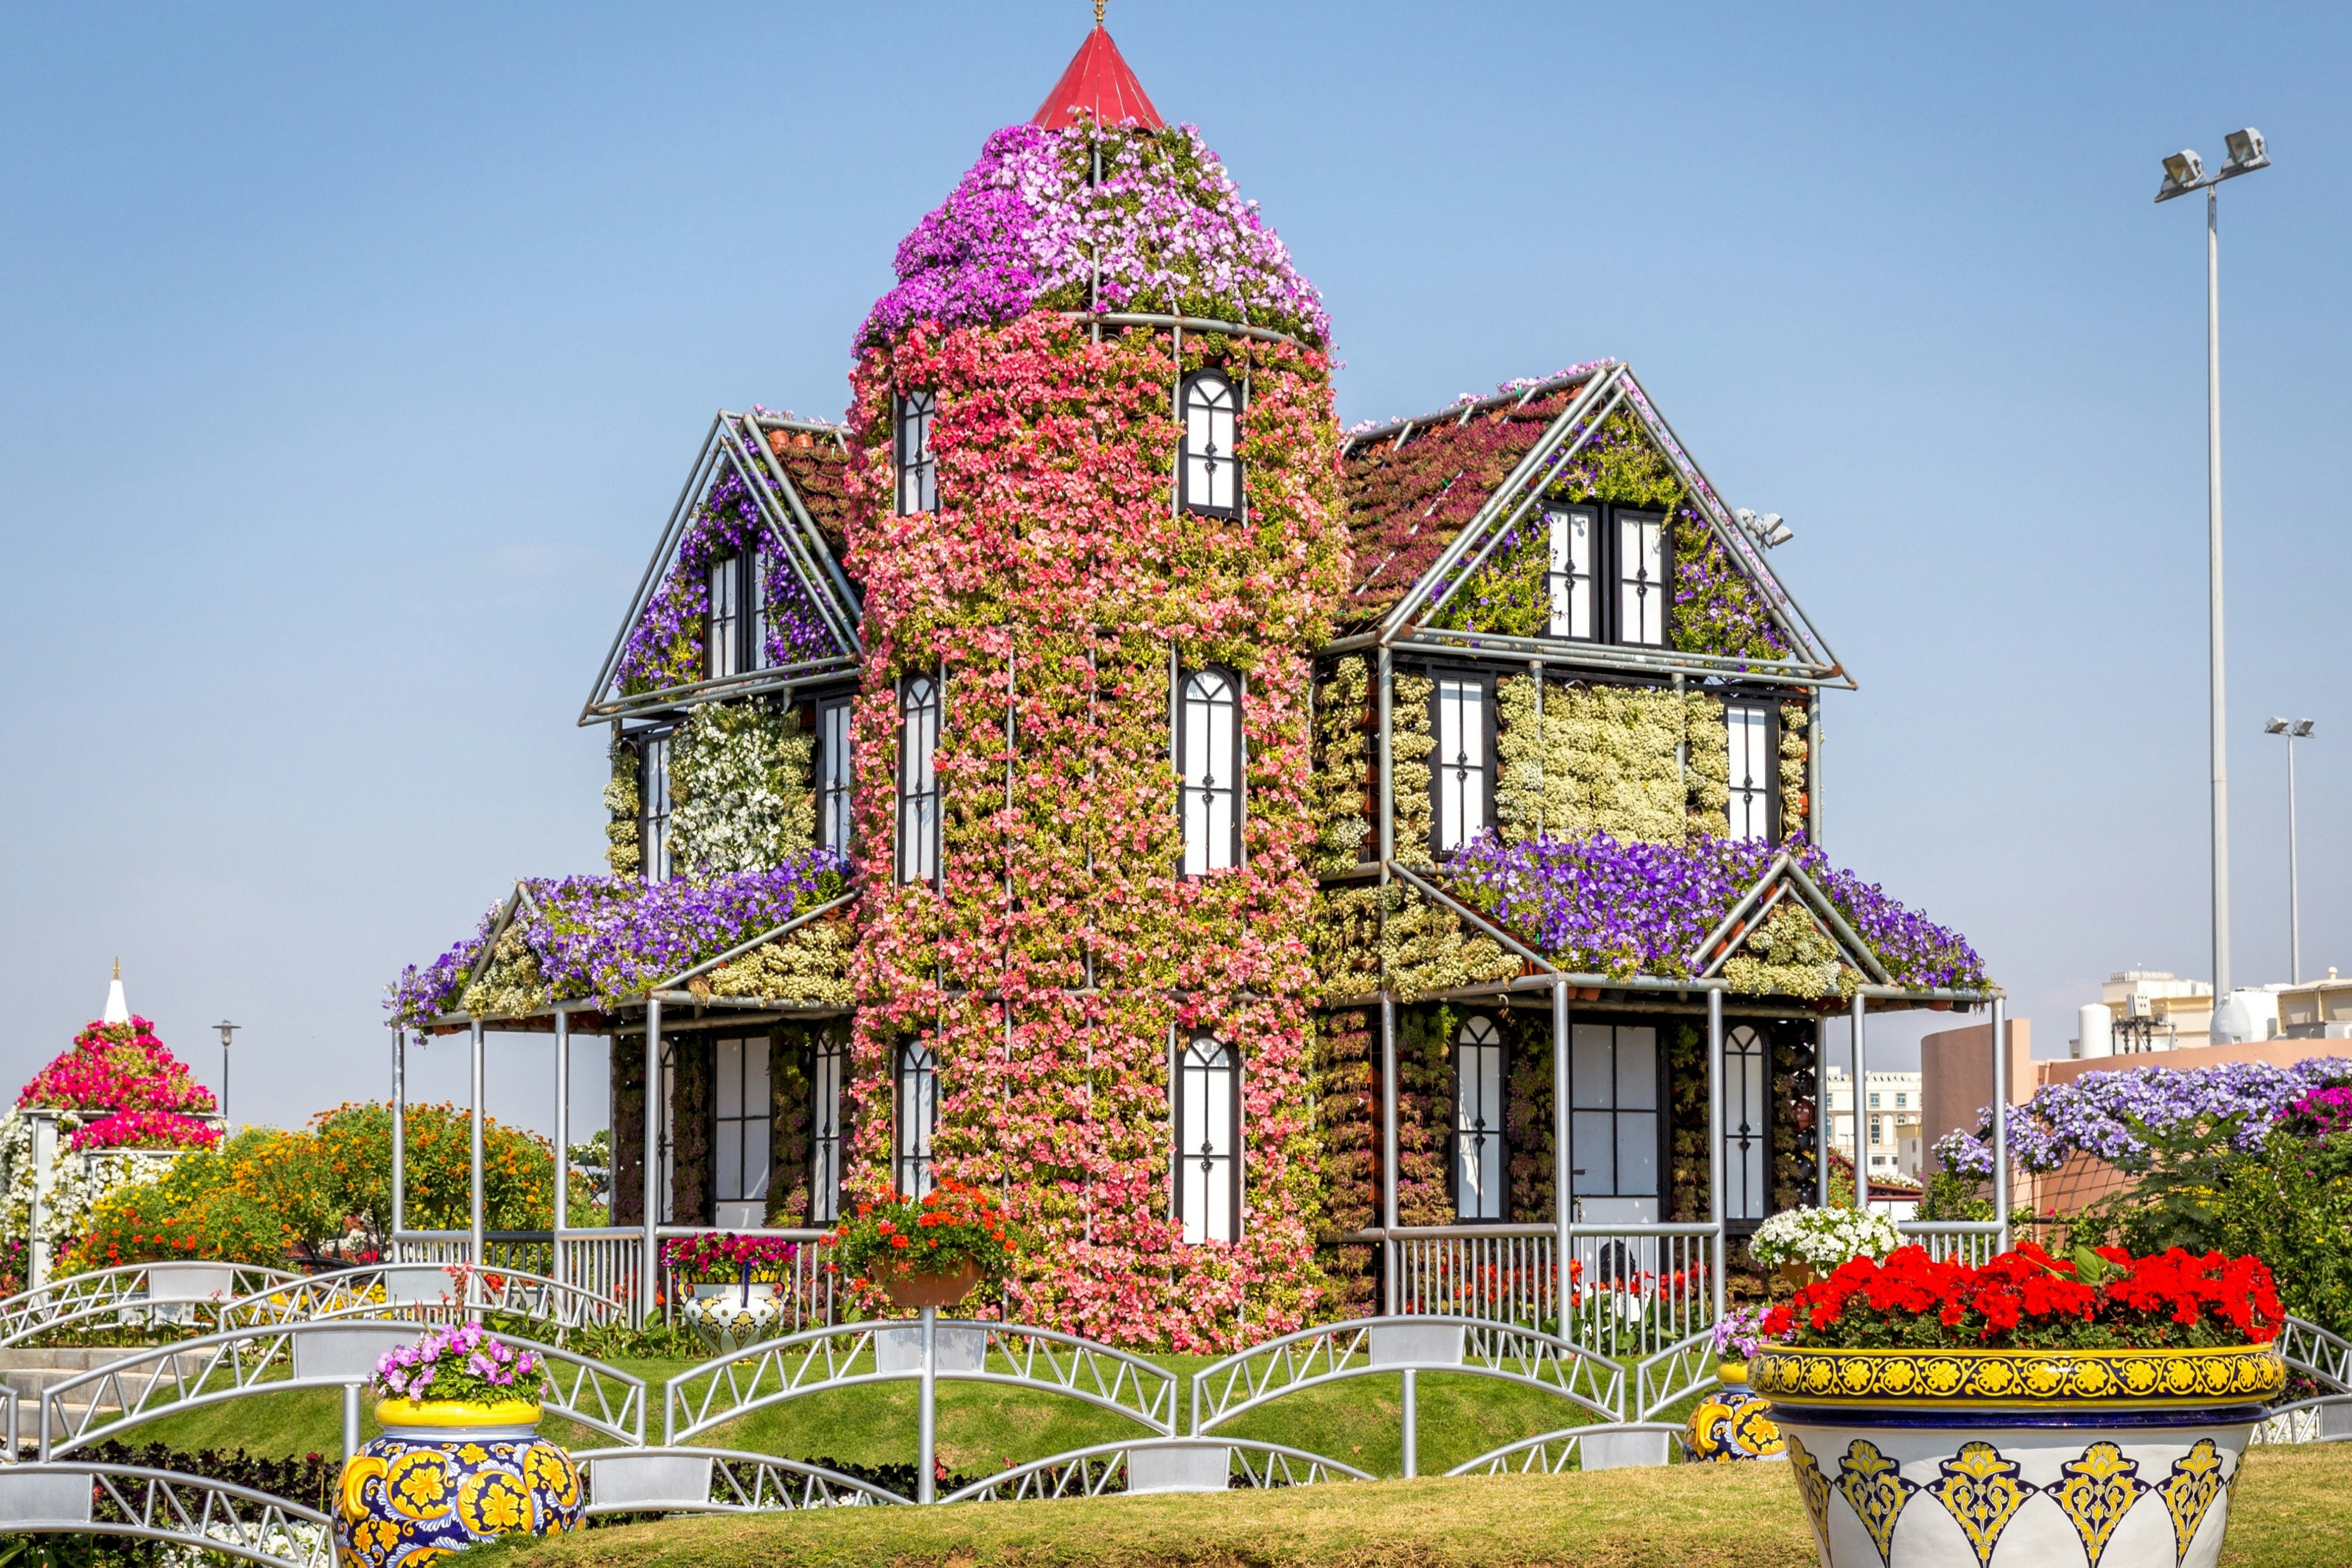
[2155,128,2271,1001]
[2263,718,2315,983]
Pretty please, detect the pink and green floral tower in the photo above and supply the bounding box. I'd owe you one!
[839,24,1347,1349]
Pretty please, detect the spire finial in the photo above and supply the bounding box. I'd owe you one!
[113,956,120,980]
[1094,0,1105,26]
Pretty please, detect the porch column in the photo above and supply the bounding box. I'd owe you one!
[552,1008,569,1288]
[1551,980,1570,1323]
[1850,993,1869,1213]
[1990,995,2010,1250]
[1379,993,1399,1304]
[1813,1017,1830,1208]
[391,1027,407,1239]
[469,1021,486,1284]
[1706,988,1724,1325]
[642,997,663,1324]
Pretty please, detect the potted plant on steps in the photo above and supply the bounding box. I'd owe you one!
[822,1177,1019,1311]
[668,1232,797,1353]
[1749,1242,2285,1568]
[1749,1205,1903,1291]
[335,1323,583,1565]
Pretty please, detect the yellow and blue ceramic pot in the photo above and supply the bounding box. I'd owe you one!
[1751,1343,2284,1568]
[1685,1361,1785,1463]
[335,1398,583,1567]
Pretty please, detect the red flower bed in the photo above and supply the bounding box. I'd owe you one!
[1764,1243,2282,1353]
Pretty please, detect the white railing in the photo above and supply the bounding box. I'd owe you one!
[390,1227,839,1331]
[1558,1224,1720,1361]
[1379,1226,1555,1326]
[1896,1220,2004,1266]
[657,1227,836,1335]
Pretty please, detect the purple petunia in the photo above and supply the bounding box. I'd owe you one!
[1934,1056,2352,1176]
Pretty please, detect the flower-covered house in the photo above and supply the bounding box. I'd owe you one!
[388,23,1991,1348]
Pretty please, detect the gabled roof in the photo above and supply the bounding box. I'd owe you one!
[1689,852,1892,991]
[1334,361,1846,685]
[579,411,863,726]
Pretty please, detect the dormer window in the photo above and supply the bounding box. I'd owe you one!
[896,391,937,515]
[640,733,673,882]
[1615,509,1667,647]
[1177,666,1242,875]
[1180,371,1240,517]
[705,553,759,680]
[1546,506,1596,640]
[818,694,854,853]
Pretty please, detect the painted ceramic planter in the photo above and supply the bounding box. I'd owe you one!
[335,1399,583,1567]
[1685,1361,1785,1463]
[681,1281,784,1353]
[1752,1344,2285,1568]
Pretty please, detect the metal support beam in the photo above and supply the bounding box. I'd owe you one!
[1400,1369,1418,1479]
[342,1383,362,1464]
[469,1022,485,1283]
[391,1029,406,1237]
[553,1009,570,1289]
[1552,980,1570,1317]
[1991,996,2010,1251]
[642,995,663,1326]
[918,1307,938,1504]
[1850,992,1869,1214]
[1707,988,1725,1326]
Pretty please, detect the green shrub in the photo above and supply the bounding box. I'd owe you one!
[2217,1125,2352,1338]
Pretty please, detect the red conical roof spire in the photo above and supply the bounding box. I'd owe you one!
[1031,14,1163,130]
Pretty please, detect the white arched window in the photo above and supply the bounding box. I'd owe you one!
[1453,1015,1507,1220]
[896,1041,937,1198]
[1177,666,1241,875]
[1180,371,1240,517]
[1174,1034,1239,1244]
[897,674,941,885]
[1727,702,1773,841]
[1723,1026,1768,1222]
[896,391,937,515]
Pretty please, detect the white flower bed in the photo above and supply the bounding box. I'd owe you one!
[1746,1205,1901,1272]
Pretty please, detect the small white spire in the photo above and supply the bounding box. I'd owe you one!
[103,958,130,1025]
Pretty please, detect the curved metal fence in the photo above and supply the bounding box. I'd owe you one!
[0,1463,334,1568]
[0,1263,304,1348]
[942,1438,1373,1502]
[575,1445,904,1513]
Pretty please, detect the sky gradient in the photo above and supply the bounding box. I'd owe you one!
[2,2,2345,1141]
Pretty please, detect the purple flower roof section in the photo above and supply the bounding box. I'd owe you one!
[614,456,846,697]
[386,847,850,1026]
[1443,831,1986,993]
[862,120,1329,350]
[1933,1055,2352,1178]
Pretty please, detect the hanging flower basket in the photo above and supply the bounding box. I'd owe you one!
[1751,1244,2285,1568]
[879,1258,983,1310]
[822,1180,1019,1313]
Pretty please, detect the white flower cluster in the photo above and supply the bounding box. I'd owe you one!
[1746,1204,1901,1270]
[669,701,816,880]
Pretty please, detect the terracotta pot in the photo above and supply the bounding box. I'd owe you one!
[1780,1261,1817,1291]
[881,1258,982,1309]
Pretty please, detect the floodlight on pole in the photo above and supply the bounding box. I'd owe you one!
[2153,129,2272,1003]
[215,1020,239,1127]
[2263,717,2314,984]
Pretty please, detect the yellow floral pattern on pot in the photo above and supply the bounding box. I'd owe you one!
[1749,1343,2284,1409]
[2159,1439,2229,1564]
[1923,1442,2033,1568]
[2051,1442,2150,1568]
[335,1428,581,1568]
[1834,1438,1917,1567]
[1785,1433,1833,1554]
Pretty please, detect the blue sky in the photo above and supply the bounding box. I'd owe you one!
[2,2,2345,1139]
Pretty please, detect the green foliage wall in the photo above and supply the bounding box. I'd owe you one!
[605,741,641,877]
[1493,679,1729,844]
[1312,1008,1377,1316]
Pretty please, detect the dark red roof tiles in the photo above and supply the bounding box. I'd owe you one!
[763,427,854,559]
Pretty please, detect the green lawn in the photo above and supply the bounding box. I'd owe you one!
[481,1444,2352,1568]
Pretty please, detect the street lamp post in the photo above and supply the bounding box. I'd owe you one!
[2263,719,2316,983]
[214,1020,239,1127]
[2156,129,2270,1002]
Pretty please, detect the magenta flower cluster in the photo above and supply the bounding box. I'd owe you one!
[862,119,1329,348]
[2285,1083,2352,1138]
[614,455,841,697]
[386,846,850,1026]
[1443,830,1985,991]
[1933,1057,2352,1177]
[369,1322,545,1405]
[66,1110,219,1153]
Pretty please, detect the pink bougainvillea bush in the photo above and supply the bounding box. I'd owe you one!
[842,115,1346,1351]
[17,1017,220,1151]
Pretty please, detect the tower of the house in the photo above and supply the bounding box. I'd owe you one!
[840,22,1347,1348]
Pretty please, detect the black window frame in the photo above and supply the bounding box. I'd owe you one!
[1173,1032,1242,1244]
[1425,666,1496,858]
[1721,1023,1771,1225]
[896,391,937,516]
[1451,1013,1509,1222]
[1532,502,1674,648]
[809,1025,845,1224]
[704,550,763,681]
[1178,369,1241,518]
[1724,696,1781,845]
[894,1039,937,1198]
[1175,664,1244,876]
[896,673,942,887]
[637,727,676,883]
[1566,1019,1668,1208]
[816,692,856,854]
[710,1035,773,1219]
